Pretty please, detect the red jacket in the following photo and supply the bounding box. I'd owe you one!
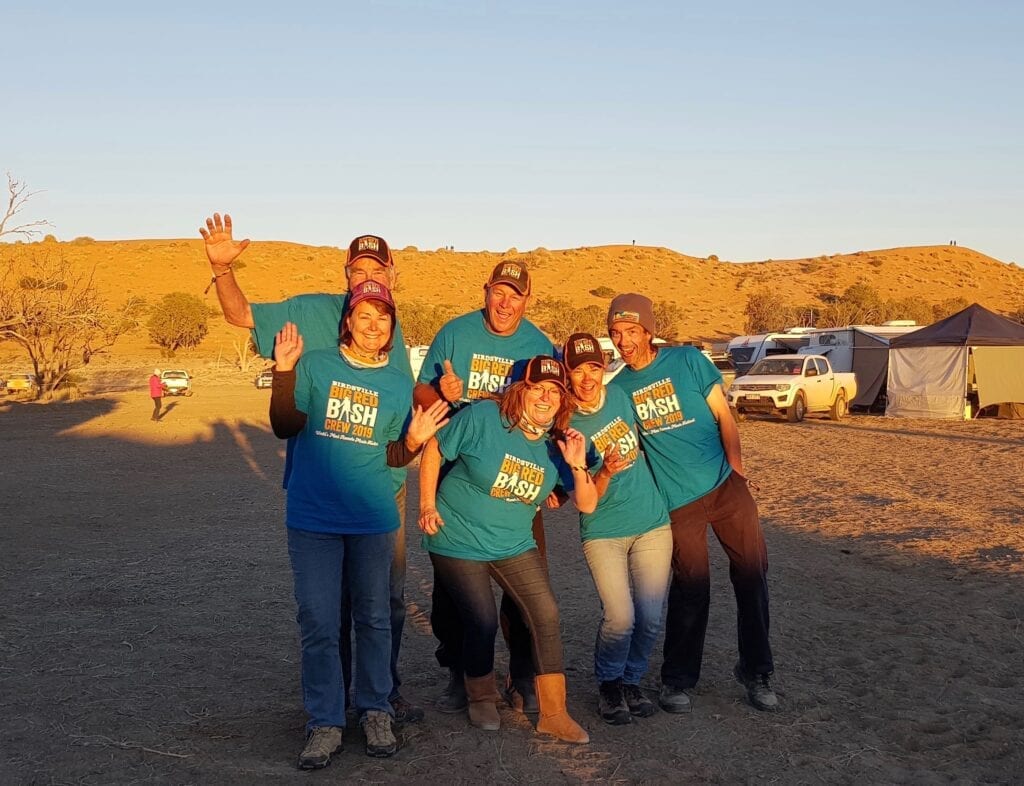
[149,375,164,397]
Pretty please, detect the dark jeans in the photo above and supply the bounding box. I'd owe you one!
[429,548,564,679]
[151,396,162,420]
[340,483,407,701]
[432,511,545,680]
[661,471,774,689]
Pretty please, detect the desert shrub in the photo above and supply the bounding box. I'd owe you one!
[530,297,606,344]
[744,290,796,333]
[932,297,970,321]
[653,300,686,340]
[147,292,209,355]
[398,299,459,346]
[884,297,934,326]
[589,286,616,298]
[19,275,67,291]
[707,254,719,262]
[43,234,57,243]
[1007,303,1024,325]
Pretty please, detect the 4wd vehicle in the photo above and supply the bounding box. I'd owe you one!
[4,373,38,397]
[160,370,193,397]
[254,369,274,389]
[728,354,856,422]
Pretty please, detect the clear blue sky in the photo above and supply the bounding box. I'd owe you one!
[5,1,1023,264]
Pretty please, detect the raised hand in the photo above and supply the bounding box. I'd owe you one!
[273,322,304,372]
[555,427,587,467]
[438,358,464,403]
[418,506,445,535]
[405,400,451,451]
[199,212,250,270]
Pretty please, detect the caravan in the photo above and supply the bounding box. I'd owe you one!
[727,328,815,375]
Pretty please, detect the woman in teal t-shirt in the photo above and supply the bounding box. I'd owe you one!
[417,356,596,744]
[560,333,672,726]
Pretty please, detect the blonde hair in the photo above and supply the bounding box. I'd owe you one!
[499,380,576,435]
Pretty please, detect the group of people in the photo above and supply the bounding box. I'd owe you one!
[199,213,778,771]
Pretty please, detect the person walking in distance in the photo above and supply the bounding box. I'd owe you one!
[149,369,164,421]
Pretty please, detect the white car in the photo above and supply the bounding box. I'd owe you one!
[728,354,856,422]
[160,370,193,397]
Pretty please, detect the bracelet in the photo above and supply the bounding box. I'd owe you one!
[203,267,232,295]
[570,465,588,472]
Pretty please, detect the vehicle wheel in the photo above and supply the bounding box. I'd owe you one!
[829,390,847,421]
[184,391,193,397]
[786,393,806,423]
[732,407,746,422]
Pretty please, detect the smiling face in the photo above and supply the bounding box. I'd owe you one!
[523,380,564,425]
[483,283,529,336]
[610,321,656,370]
[346,257,395,289]
[569,362,604,405]
[344,300,394,357]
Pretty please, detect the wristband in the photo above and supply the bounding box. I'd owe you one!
[203,267,232,295]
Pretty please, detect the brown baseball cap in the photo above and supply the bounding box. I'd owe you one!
[563,333,606,370]
[347,280,395,311]
[347,234,393,267]
[607,293,656,335]
[486,260,531,295]
[524,355,568,391]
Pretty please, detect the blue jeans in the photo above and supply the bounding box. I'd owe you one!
[582,525,672,684]
[340,483,407,701]
[287,527,394,730]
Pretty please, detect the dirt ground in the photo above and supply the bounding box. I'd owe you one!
[2,382,1022,785]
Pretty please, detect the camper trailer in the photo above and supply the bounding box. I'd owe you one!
[727,328,815,375]
[796,321,921,410]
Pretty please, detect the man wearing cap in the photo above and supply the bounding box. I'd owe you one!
[606,293,779,714]
[199,212,423,723]
[415,258,555,715]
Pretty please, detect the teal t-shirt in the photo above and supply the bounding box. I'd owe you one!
[287,348,411,535]
[423,400,562,561]
[610,346,730,510]
[561,385,669,541]
[251,292,412,492]
[417,310,554,403]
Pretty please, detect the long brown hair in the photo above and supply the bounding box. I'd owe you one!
[339,299,396,354]
[499,380,576,436]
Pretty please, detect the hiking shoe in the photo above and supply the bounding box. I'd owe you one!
[622,683,657,717]
[503,674,539,715]
[390,694,425,724]
[657,684,693,714]
[297,726,343,770]
[436,668,468,713]
[597,679,632,725]
[361,710,398,758]
[734,663,780,712]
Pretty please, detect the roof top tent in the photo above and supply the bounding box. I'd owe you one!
[886,304,1024,419]
[727,328,814,375]
[797,321,922,409]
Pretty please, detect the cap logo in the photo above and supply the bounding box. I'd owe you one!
[357,236,380,252]
[573,337,596,354]
[539,359,561,376]
[612,310,641,323]
[500,263,523,279]
[363,281,384,294]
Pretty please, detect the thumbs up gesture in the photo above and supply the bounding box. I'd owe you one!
[439,358,464,403]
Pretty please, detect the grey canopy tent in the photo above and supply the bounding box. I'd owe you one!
[886,304,1024,419]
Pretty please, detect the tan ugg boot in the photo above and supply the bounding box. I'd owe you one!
[534,673,589,744]
[464,673,501,730]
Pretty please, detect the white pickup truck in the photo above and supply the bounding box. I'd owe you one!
[727,354,857,422]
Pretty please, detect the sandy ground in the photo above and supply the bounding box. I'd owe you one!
[1,383,1022,785]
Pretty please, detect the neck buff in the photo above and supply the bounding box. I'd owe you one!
[340,344,388,369]
[575,386,606,415]
[518,412,552,437]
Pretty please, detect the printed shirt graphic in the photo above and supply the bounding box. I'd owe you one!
[417,310,554,403]
[562,385,669,541]
[250,292,412,492]
[610,346,730,510]
[424,400,562,561]
[286,348,411,535]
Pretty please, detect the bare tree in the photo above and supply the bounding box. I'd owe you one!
[232,335,259,372]
[0,173,52,240]
[0,254,144,398]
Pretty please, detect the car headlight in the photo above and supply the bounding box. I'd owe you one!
[774,384,792,391]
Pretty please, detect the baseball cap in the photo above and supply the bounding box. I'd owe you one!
[347,280,395,311]
[486,260,530,295]
[607,293,656,335]
[563,333,605,370]
[347,234,393,267]
[524,355,568,391]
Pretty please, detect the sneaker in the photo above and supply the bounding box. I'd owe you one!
[390,694,425,724]
[297,726,343,770]
[734,663,779,712]
[657,684,693,714]
[622,683,657,717]
[597,679,632,725]
[436,668,468,713]
[361,710,398,758]
[502,674,539,715]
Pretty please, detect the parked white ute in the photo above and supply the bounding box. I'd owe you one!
[727,354,856,422]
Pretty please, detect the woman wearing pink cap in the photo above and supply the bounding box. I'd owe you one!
[269,281,449,769]
[417,355,595,743]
